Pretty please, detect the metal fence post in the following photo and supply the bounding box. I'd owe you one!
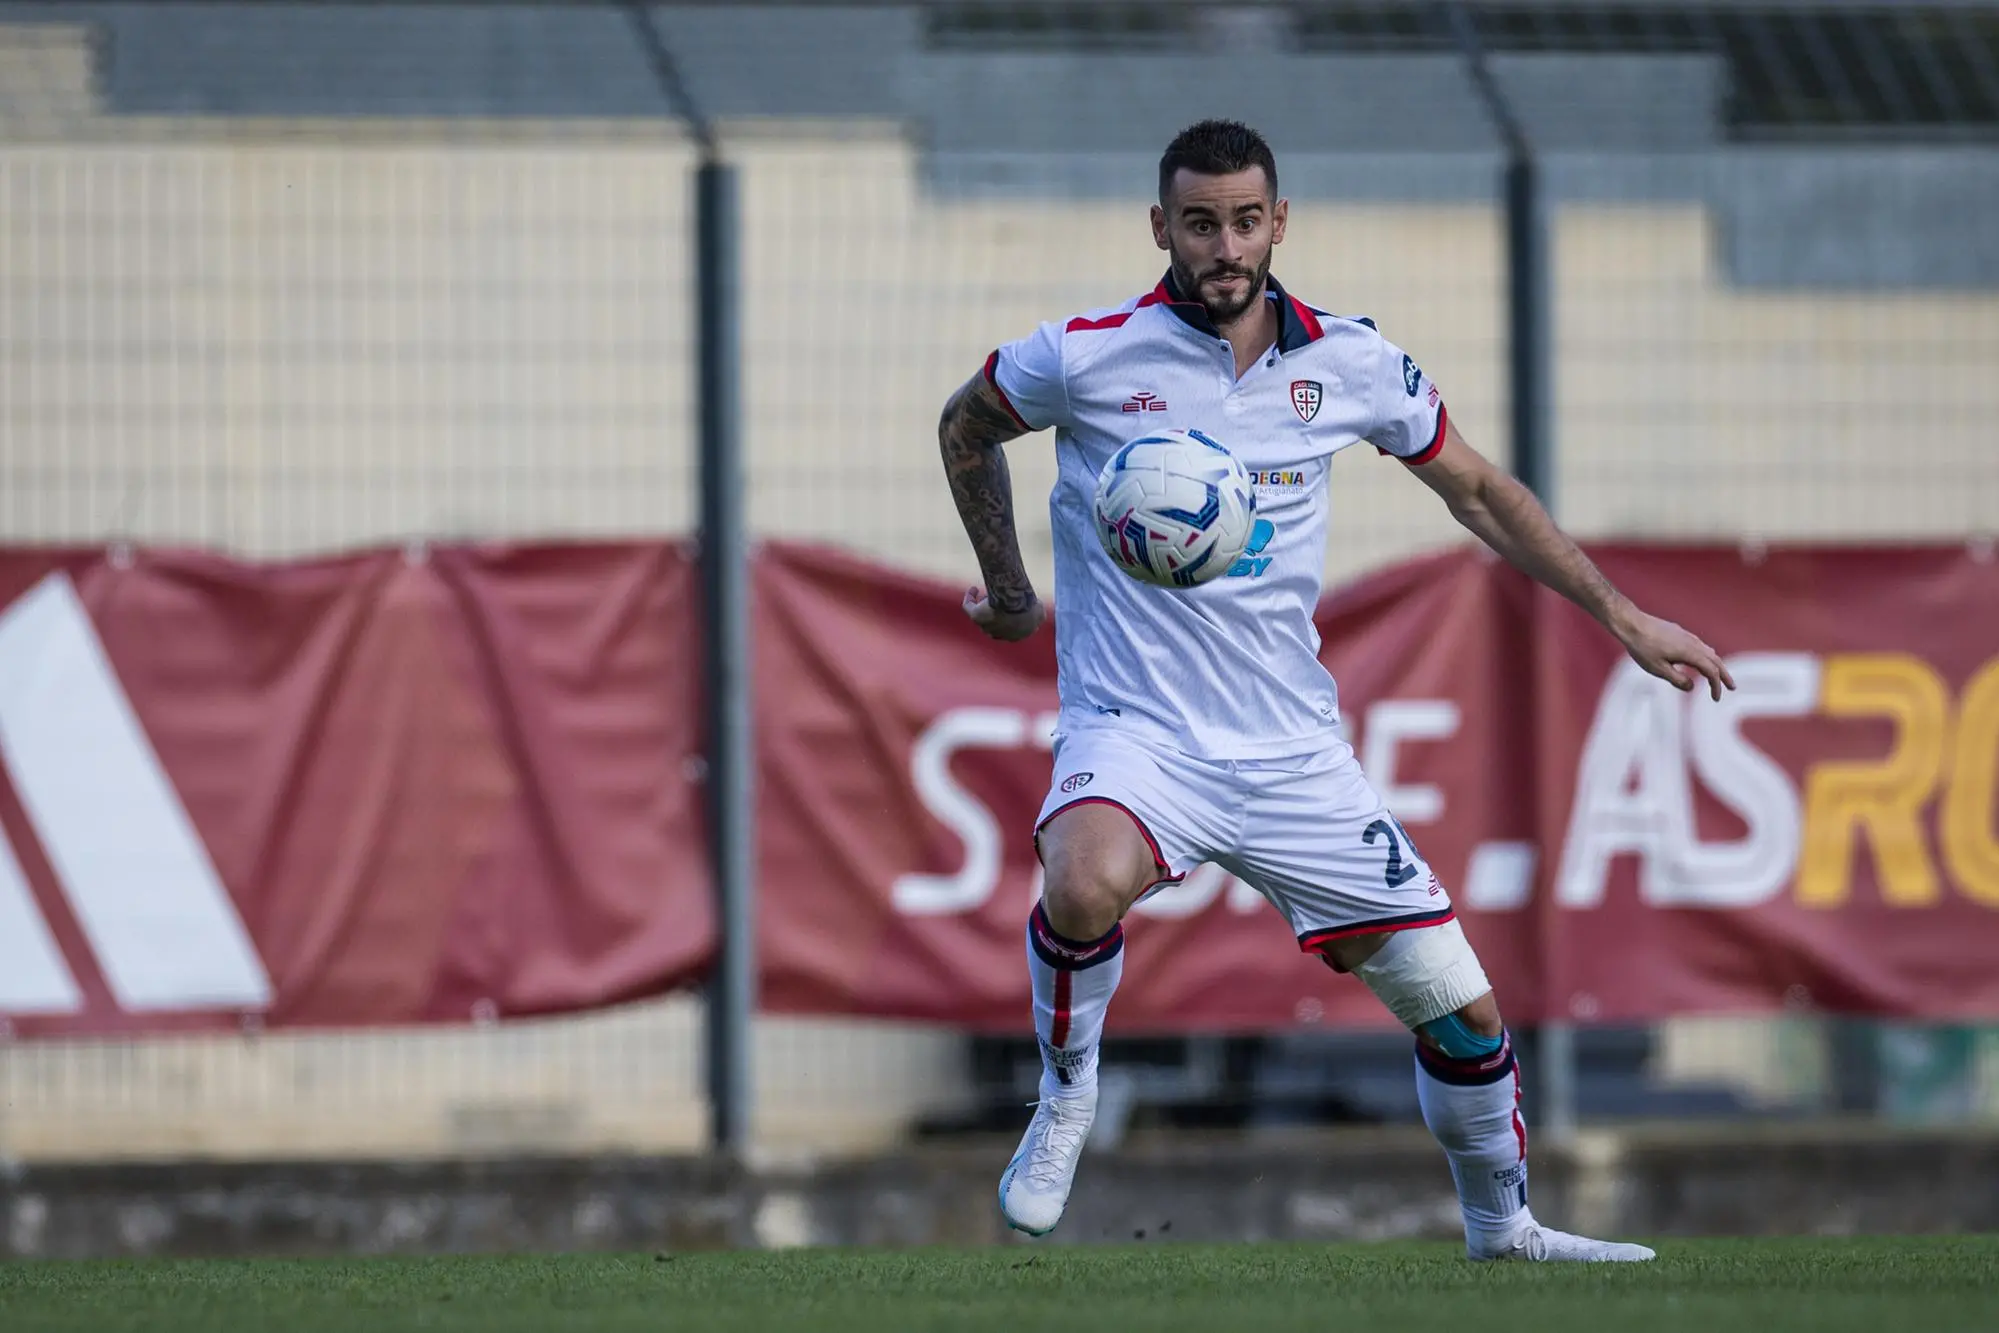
[696,157,753,1157]
[1503,153,1553,513]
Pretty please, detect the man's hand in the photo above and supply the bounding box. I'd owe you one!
[963,586,1046,642]
[1612,605,1736,701]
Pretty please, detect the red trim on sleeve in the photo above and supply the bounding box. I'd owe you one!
[982,349,1033,431]
[1401,402,1449,467]
[1066,286,1170,335]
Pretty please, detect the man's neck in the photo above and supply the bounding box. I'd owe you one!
[1160,269,1283,377]
[1215,286,1279,378]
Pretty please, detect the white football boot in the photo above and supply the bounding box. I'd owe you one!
[997,1087,1097,1236]
[1472,1218,1657,1263]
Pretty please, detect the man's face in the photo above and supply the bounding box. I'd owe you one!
[1151,167,1287,325]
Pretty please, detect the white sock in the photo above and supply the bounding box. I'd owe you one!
[1414,1033,1532,1247]
[1026,901,1124,1102]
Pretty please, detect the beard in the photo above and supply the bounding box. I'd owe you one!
[1169,246,1271,326]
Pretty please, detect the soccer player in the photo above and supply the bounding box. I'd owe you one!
[936,120,1734,1261]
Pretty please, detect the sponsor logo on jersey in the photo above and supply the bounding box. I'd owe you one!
[1227,519,1277,579]
[1247,469,1308,495]
[1121,391,1169,413]
[1290,379,1322,423]
[1060,771,1094,793]
[1402,355,1423,397]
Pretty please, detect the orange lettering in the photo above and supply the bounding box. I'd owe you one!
[1942,658,1999,907]
[1798,654,1949,907]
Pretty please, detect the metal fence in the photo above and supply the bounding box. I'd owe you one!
[1,1,1997,1164]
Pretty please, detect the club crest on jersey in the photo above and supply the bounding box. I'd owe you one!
[1060,772,1094,793]
[1402,355,1423,397]
[1290,380,1322,423]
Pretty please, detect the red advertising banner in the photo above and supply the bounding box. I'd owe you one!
[756,541,1999,1031]
[1528,546,1999,1023]
[753,543,1480,1031]
[0,546,712,1037]
[2,539,1995,1037]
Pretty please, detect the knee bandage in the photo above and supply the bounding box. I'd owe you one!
[1350,918,1493,1033]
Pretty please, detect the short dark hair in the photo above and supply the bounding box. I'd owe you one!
[1158,120,1278,203]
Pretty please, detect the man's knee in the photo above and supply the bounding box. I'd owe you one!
[1340,920,1500,1050]
[1450,990,1503,1038]
[1417,995,1505,1058]
[1040,876,1129,942]
[1037,804,1160,940]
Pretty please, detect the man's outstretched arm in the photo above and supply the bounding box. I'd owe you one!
[939,371,1045,641]
[1406,418,1735,699]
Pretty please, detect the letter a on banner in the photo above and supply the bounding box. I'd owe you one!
[0,831,82,1013]
[0,573,271,1012]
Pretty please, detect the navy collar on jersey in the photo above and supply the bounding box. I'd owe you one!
[1153,269,1325,353]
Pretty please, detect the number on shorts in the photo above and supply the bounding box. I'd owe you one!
[1363,818,1418,889]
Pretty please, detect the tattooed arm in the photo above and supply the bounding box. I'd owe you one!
[939,371,1046,642]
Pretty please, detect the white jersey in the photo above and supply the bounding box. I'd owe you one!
[988,272,1446,761]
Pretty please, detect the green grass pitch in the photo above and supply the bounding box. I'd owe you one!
[4,1238,1995,1333]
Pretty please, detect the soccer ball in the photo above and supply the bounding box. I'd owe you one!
[1092,429,1257,588]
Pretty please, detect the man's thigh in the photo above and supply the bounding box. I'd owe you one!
[1035,729,1234,891]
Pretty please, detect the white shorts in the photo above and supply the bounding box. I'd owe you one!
[1033,727,1454,954]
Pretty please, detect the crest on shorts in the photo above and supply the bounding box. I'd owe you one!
[1290,380,1322,423]
[1060,772,1094,793]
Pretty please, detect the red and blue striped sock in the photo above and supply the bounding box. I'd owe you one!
[1026,901,1125,1102]
[1414,1032,1532,1248]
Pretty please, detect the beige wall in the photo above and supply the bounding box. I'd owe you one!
[0,124,701,554]
[5,122,1992,575]
[1557,209,1999,541]
[0,997,966,1161]
[3,87,1996,1159]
